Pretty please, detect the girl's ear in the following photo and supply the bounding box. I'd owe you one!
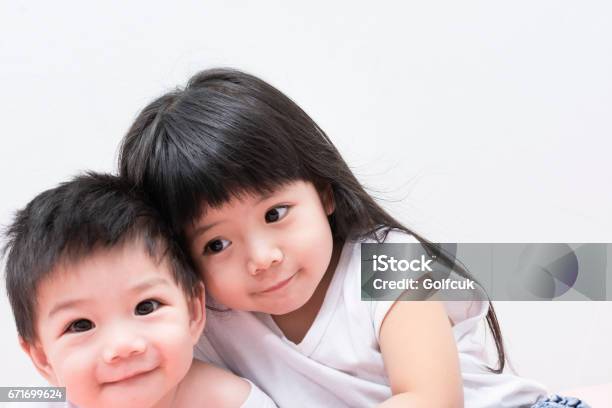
[320,184,335,216]
[188,283,207,344]
[19,337,59,385]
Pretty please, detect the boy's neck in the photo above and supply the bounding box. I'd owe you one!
[150,383,181,408]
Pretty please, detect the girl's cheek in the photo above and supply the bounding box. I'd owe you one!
[205,269,243,302]
[194,255,212,279]
[202,250,237,275]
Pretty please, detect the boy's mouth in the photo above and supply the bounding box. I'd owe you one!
[101,364,158,385]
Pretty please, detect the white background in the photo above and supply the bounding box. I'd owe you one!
[1,0,611,396]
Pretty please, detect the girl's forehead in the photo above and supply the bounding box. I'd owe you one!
[196,180,317,217]
[203,181,300,208]
[198,189,275,217]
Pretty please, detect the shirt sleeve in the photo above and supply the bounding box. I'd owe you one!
[367,229,422,340]
[239,379,278,408]
[372,300,397,341]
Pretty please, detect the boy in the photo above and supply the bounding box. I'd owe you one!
[3,173,276,408]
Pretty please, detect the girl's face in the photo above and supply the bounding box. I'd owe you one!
[186,180,335,315]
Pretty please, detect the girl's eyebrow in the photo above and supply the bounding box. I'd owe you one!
[255,191,274,204]
[191,191,281,239]
[191,220,224,239]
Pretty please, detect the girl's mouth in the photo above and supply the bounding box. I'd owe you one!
[258,272,297,294]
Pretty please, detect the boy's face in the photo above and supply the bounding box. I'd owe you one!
[24,240,205,408]
[186,180,336,315]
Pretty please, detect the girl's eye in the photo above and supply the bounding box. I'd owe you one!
[66,319,94,333]
[135,299,161,316]
[265,205,289,223]
[204,238,232,254]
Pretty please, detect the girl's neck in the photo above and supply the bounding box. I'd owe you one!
[272,239,343,344]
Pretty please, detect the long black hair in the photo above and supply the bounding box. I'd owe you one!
[119,67,506,373]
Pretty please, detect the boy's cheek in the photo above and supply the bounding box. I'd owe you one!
[143,324,195,386]
[50,346,96,387]
[160,320,199,347]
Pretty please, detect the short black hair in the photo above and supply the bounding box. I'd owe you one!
[3,172,201,343]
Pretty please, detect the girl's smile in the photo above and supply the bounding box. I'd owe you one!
[255,270,299,295]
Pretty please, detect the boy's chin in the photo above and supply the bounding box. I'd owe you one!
[74,373,178,408]
[86,388,170,408]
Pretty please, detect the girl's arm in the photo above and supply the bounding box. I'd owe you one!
[378,300,464,408]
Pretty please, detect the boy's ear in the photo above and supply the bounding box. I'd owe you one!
[188,283,206,344]
[320,184,335,216]
[19,336,59,385]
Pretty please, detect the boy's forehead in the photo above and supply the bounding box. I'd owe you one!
[37,240,177,307]
[63,236,169,271]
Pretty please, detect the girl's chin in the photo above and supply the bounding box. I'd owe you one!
[257,293,311,316]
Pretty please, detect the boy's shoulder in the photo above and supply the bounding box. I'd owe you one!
[175,359,251,407]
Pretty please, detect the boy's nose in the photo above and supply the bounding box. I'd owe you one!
[102,333,147,364]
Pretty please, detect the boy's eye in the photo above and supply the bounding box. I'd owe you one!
[135,299,161,316]
[66,319,94,333]
[204,238,231,254]
[265,205,289,223]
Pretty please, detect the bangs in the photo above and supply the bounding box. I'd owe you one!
[139,86,315,233]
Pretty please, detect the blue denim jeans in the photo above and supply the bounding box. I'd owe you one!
[530,394,591,408]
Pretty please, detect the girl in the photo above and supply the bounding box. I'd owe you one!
[118,69,587,408]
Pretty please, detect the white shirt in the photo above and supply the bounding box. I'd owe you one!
[195,230,548,408]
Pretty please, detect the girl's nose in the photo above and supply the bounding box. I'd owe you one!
[246,240,284,276]
[102,332,147,364]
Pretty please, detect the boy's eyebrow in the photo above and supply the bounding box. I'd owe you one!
[48,298,89,319]
[128,277,171,293]
[47,277,171,318]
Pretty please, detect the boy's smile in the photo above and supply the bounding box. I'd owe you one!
[26,240,204,408]
[187,180,337,317]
